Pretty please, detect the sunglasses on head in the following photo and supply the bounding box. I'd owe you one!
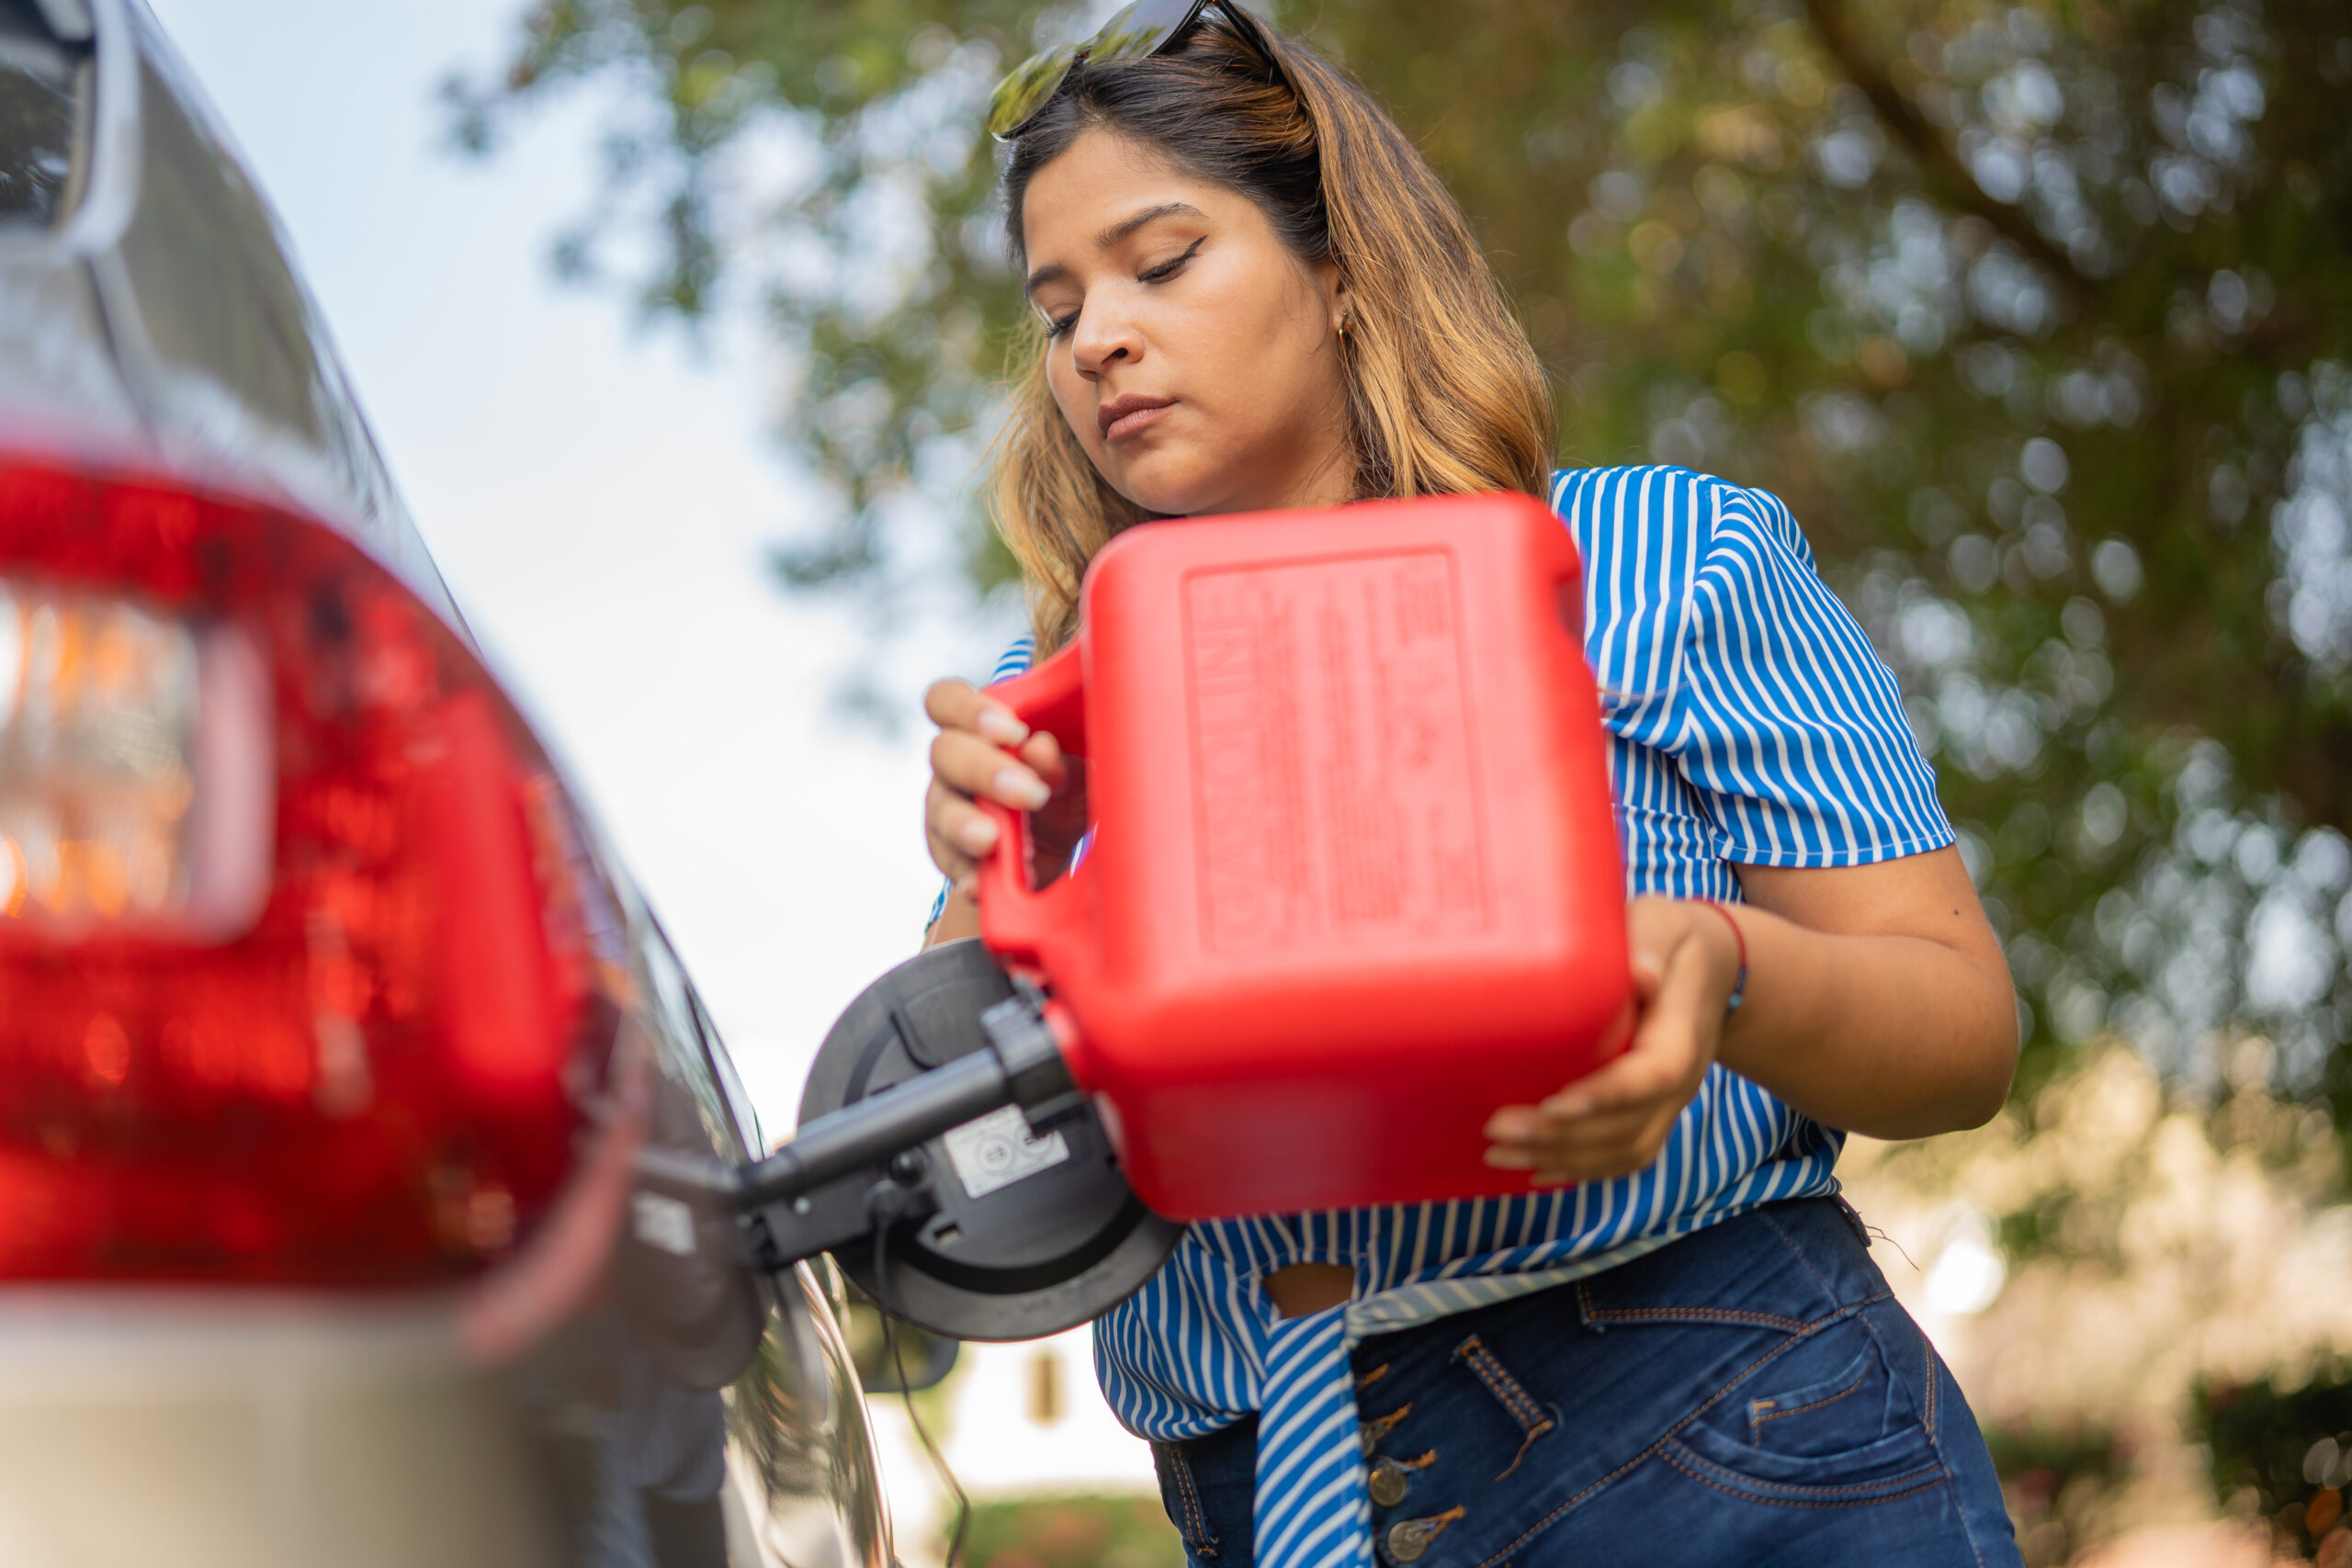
[987,0,1282,141]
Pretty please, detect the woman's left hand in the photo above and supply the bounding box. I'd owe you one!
[1483,897,1743,1185]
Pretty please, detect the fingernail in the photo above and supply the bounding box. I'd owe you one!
[1543,1096,1589,1119]
[958,816,999,854]
[977,708,1030,746]
[1483,1148,1532,1169]
[995,769,1051,810]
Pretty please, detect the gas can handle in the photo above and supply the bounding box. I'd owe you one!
[975,642,1089,973]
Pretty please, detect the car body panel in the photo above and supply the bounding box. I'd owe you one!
[0,1,893,1562]
[0,1297,565,1568]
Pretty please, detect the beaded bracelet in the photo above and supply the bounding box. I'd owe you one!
[1693,898,1748,1017]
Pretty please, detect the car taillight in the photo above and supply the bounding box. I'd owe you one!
[0,583,272,940]
[0,454,613,1284]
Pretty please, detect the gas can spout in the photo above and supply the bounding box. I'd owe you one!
[979,981,1089,1134]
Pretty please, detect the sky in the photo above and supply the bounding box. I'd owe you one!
[141,0,1004,1127]
[139,0,1151,1522]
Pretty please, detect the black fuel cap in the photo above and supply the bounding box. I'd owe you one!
[797,939,1183,1342]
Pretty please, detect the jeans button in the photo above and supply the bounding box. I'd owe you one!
[1368,1463,1408,1507]
[1386,1519,1430,1562]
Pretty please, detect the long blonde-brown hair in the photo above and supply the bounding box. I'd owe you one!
[990,5,1555,653]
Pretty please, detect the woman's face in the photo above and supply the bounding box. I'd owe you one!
[1020,129,1353,517]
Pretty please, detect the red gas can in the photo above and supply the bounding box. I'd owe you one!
[978,492,1630,1221]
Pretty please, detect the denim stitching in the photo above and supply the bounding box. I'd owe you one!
[1665,1297,1882,1438]
[1748,1358,1871,1436]
[1854,1307,1996,1568]
[1363,1402,1415,1448]
[1467,1228,1914,1566]
[1476,1222,1938,1568]
[1452,1335,1559,1479]
[1849,1303,1936,1445]
[1158,1442,1217,1557]
[1471,1439,1663,1568]
[1916,1330,1991,1568]
[1575,1280,1814,1334]
[1657,1442,1948,1510]
[1922,1333,1939,1436]
[1453,1337,1555,1438]
[1176,1447,1215,1556]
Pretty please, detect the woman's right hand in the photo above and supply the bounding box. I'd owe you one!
[922,678,1087,941]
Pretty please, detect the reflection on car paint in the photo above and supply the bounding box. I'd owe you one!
[0,0,897,1560]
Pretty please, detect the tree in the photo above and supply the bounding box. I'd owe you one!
[447,0,2352,1123]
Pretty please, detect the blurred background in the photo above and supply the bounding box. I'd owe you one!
[157,0,2352,1562]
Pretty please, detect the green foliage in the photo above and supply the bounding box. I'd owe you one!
[449,0,2352,1119]
[443,0,1046,586]
[2195,1371,2352,1554]
[958,1493,1184,1568]
[1981,1421,2120,1566]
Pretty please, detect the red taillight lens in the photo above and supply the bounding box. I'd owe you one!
[0,456,612,1284]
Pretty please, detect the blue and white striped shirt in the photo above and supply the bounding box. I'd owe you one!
[961,468,1951,1568]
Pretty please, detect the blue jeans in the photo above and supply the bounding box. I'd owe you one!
[1150,1198,2022,1567]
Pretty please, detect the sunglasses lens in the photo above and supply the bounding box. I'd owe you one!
[985,1,1248,140]
[1089,0,1202,63]
[988,41,1080,140]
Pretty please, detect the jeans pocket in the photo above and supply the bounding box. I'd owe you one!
[1664,1314,1946,1507]
[1744,1336,1879,1454]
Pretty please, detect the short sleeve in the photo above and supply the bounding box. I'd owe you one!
[989,635,1038,685]
[1670,479,1952,868]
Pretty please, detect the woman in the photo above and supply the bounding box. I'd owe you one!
[922,5,2025,1564]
